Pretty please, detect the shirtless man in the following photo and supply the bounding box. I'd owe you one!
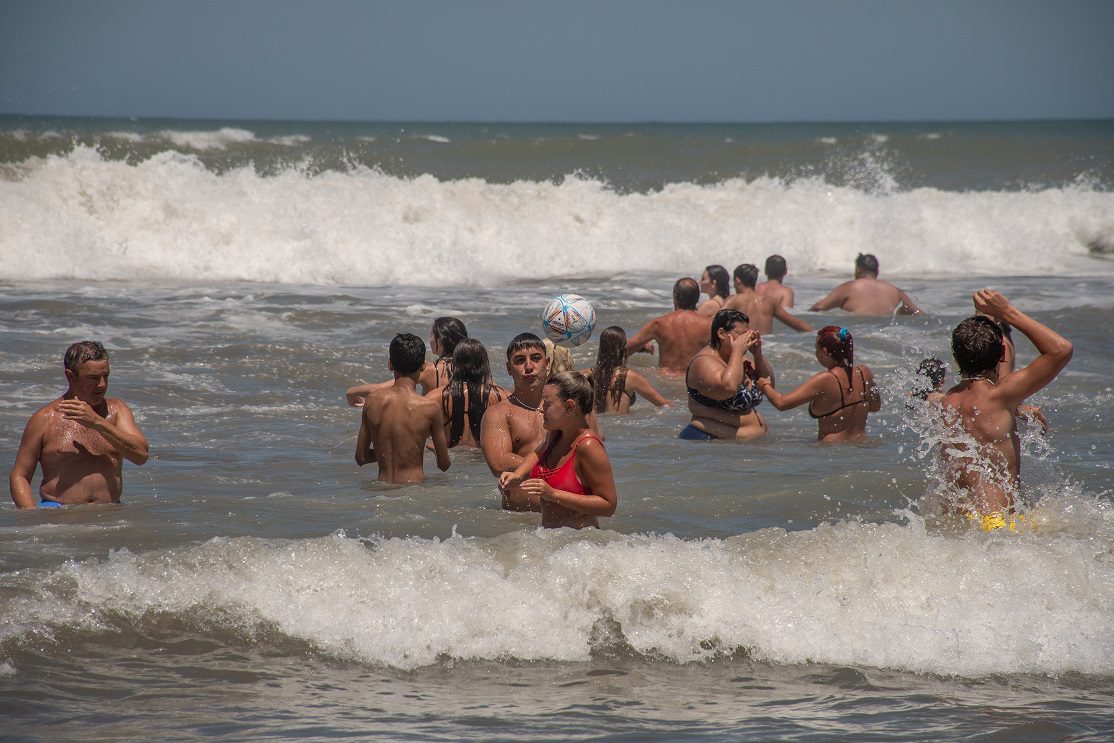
[355,333,450,483]
[480,333,550,511]
[755,255,795,307]
[940,290,1071,524]
[724,264,812,335]
[10,341,149,509]
[810,253,921,317]
[624,278,712,373]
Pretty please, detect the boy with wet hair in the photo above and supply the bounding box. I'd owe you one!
[756,254,795,307]
[355,333,450,483]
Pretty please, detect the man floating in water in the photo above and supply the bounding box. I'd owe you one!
[940,290,1071,529]
[10,341,149,508]
[810,253,922,316]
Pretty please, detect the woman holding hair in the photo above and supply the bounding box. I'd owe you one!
[679,309,771,441]
[756,326,881,443]
[346,316,468,405]
[698,265,731,316]
[499,372,617,529]
[426,338,506,449]
[583,326,670,414]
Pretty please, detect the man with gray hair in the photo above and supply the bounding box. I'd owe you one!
[10,341,149,508]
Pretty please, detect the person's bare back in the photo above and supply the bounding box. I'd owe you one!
[756,280,794,308]
[810,254,921,317]
[724,289,811,335]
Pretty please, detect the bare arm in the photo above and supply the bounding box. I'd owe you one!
[480,406,522,476]
[427,404,451,472]
[626,370,671,407]
[773,303,813,333]
[354,409,375,466]
[9,413,44,509]
[976,290,1072,406]
[346,380,390,407]
[58,399,149,465]
[757,372,826,411]
[897,290,922,316]
[862,365,882,412]
[783,286,795,308]
[809,283,850,312]
[625,319,658,356]
[535,438,617,517]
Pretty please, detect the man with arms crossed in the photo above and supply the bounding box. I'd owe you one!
[941,290,1071,528]
[355,333,450,483]
[810,253,922,316]
[755,254,795,308]
[625,278,712,373]
[11,341,149,508]
[481,333,551,511]
[725,263,813,335]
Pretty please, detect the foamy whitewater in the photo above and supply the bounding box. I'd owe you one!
[2,117,1114,740]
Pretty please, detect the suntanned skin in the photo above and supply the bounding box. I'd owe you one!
[480,345,549,511]
[625,303,712,373]
[579,366,671,413]
[355,365,450,483]
[10,358,149,508]
[685,325,773,440]
[756,277,794,308]
[724,280,812,335]
[697,269,728,317]
[810,269,922,316]
[347,358,448,406]
[940,290,1071,515]
[425,382,507,448]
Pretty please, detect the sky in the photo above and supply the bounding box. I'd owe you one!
[1,0,1112,123]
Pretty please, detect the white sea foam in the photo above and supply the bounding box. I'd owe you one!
[161,128,258,150]
[1,146,1111,287]
[2,510,1110,676]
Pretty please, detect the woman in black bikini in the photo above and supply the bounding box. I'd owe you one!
[584,326,670,414]
[426,338,505,449]
[756,326,881,443]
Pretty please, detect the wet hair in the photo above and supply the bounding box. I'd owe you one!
[673,278,700,311]
[709,308,750,349]
[764,255,787,280]
[817,326,854,390]
[447,338,495,439]
[704,265,730,299]
[64,341,108,374]
[913,358,946,399]
[389,333,426,375]
[547,370,595,417]
[855,253,879,275]
[951,316,1004,377]
[542,338,574,376]
[506,332,547,359]
[733,263,759,289]
[591,326,628,413]
[431,317,468,359]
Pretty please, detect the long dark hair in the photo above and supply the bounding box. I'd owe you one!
[705,265,729,299]
[446,338,495,441]
[431,317,468,359]
[817,326,854,391]
[591,326,627,413]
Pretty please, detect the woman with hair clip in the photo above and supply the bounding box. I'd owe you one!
[499,371,617,529]
[756,325,881,443]
[583,326,670,414]
[346,316,468,406]
[698,264,731,316]
[426,338,506,449]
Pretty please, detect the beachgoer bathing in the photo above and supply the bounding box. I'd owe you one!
[625,278,713,373]
[347,316,467,406]
[426,338,506,449]
[809,253,922,316]
[499,372,617,529]
[724,263,812,334]
[912,358,947,402]
[542,337,574,377]
[757,326,881,443]
[10,341,149,509]
[583,326,671,414]
[755,254,795,307]
[698,265,731,316]
[679,309,772,441]
[355,333,450,483]
[992,319,1049,432]
[481,333,550,511]
[939,290,1071,523]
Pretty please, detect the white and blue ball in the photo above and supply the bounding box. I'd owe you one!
[542,294,596,347]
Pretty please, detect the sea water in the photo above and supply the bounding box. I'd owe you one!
[1,117,1113,740]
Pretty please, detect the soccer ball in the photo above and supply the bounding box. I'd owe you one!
[542,294,596,348]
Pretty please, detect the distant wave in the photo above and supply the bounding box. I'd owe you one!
[0,146,1111,286]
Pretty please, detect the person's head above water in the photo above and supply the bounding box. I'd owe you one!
[546,370,595,417]
[430,317,468,357]
[733,263,759,290]
[672,278,700,311]
[389,333,426,375]
[450,338,493,386]
[64,340,109,375]
[764,255,788,281]
[709,309,750,349]
[702,265,730,299]
[951,315,1005,378]
[506,332,547,360]
[816,326,854,373]
[854,253,880,278]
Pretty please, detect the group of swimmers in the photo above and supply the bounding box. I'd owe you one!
[9,253,1072,534]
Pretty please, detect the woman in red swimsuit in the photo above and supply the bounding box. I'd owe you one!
[499,371,617,529]
[756,326,881,443]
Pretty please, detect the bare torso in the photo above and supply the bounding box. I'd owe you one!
[756,281,793,308]
[362,386,444,483]
[652,311,712,372]
[829,278,909,316]
[481,397,545,510]
[724,290,777,334]
[808,366,875,443]
[34,397,127,505]
[940,379,1020,514]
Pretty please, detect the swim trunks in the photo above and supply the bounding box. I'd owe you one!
[39,500,63,508]
[678,423,716,441]
[965,511,1029,532]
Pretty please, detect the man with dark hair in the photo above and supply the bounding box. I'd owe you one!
[481,333,550,510]
[624,278,712,372]
[355,333,450,483]
[724,263,812,335]
[10,341,149,508]
[756,254,795,307]
[810,253,922,316]
[940,290,1071,527]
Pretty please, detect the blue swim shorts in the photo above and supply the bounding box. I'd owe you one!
[678,423,717,441]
